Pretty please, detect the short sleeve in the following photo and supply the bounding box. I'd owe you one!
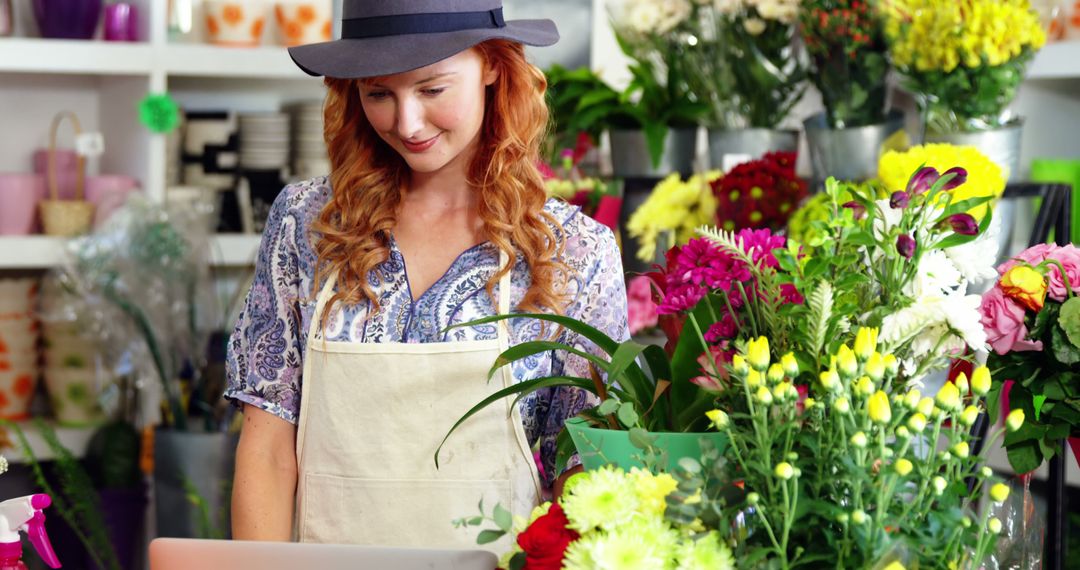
[534,213,630,480]
[224,190,307,423]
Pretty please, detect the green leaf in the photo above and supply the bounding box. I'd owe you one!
[477,529,506,545]
[643,122,668,170]
[493,503,512,532]
[554,425,576,475]
[446,313,619,355]
[1059,297,1080,349]
[628,427,656,450]
[597,398,620,416]
[435,375,594,467]
[1033,394,1048,421]
[488,340,609,381]
[617,401,640,428]
[509,552,527,570]
[467,516,483,526]
[1050,324,1080,365]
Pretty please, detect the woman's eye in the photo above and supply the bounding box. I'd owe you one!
[365,91,390,100]
[421,87,446,96]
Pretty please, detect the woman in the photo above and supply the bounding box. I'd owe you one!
[225,0,628,546]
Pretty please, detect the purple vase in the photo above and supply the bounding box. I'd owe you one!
[32,0,102,39]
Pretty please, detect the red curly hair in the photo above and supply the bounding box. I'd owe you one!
[311,40,568,326]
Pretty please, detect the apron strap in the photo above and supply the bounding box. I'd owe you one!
[308,270,339,343]
[496,249,512,350]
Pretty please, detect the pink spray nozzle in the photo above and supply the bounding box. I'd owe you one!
[27,508,61,568]
[29,495,50,510]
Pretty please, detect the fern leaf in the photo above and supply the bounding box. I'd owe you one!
[807,282,834,355]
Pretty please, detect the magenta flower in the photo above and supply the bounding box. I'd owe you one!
[940,166,968,190]
[946,213,979,236]
[842,201,866,220]
[906,166,940,195]
[890,191,910,209]
[896,234,916,259]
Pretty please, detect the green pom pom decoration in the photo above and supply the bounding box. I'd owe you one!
[139,93,180,134]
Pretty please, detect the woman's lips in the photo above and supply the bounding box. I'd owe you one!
[401,133,440,153]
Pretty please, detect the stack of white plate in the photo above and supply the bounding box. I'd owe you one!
[0,278,39,420]
[239,112,291,172]
[288,101,330,179]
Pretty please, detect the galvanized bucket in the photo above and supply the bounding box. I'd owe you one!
[609,127,698,178]
[923,120,1024,182]
[707,128,799,172]
[804,110,906,185]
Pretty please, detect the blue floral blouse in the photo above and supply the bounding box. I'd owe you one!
[224,177,629,486]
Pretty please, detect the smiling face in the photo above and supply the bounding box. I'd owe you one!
[359,49,498,179]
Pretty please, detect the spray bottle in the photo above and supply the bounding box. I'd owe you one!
[0,494,61,569]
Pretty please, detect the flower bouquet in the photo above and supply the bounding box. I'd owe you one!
[666,335,1027,568]
[626,171,720,263]
[800,0,890,128]
[980,243,1080,473]
[710,151,806,232]
[605,0,710,168]
[883,0,1047,134]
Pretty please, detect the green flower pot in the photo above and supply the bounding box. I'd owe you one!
[565,417,728,472]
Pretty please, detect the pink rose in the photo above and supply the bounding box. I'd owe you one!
[980,287,1043,355]
[1046,245,1080,301]
[627,275,659,335]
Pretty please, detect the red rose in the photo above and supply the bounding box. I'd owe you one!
[517,503,579,570]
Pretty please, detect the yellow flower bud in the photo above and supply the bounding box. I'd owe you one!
[883,353,900,376]
[781,352,799,377]
[746,492,760,505]
[960,405,979,427]
[854,327,878,362]
[868,391,892,424]
[988,517,1002,534]
[896,426,911,440]
[836,344,858,379]
[917,397,935,417]
[954,372,969,395]
[981,467,993,478]
[962,516,972,528]
[932,476,947,495]
[935,382,961,412]
[746,369,763,388]
[837,513,849,524]
[1000,265,1047,312]
[819,369,840,391]
[732,354,749,376]
[894,458,913,476]
[850,431,868,448]
[767,363,785,384]
[952,441,970,459]
[804,397,817,410]
[834,397,851,414]
[851,509,867,524]
[865,352,885,382]
[908,412,928,433]
[990,483,1010,504]
[748,336,770,371]
[706,409,729,430]
[882,563,906,570]
[971,366,991,397]
[855,376,875,397]
[774,462,794,480]
[756,385,773,405]
[903,389,922,409]
[1006,409,1025,432]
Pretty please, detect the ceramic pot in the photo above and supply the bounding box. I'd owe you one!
[32,0,102,39]
[565,417,728,472]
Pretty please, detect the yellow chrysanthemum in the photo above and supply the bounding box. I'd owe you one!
[629,467,679,517]
[878,143,1005,219]
[675,530,736,570]
[627,171,721,261]
[561,466,640,532]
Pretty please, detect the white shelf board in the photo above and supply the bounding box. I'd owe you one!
[1028,40,1080,80]
[0,420,95,463]
[0,38,154,76]
[0,235,262,269]
[159,44,311,80]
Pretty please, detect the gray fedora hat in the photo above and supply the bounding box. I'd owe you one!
[288,0,559,79]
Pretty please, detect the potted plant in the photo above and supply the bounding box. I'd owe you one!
[883,0,1047,180]
[543,64,622,173]
[690,0,806,171]
[604,0,709,178]
[800,0,906,185]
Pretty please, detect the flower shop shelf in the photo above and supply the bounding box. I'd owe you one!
[1028,40,1080,80]
[0,420,95,462]
[0,235,262,269]
[0,38,154,76]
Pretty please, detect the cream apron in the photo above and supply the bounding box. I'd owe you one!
[294,252,542,547]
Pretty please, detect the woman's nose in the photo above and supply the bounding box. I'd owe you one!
[395,97,425,139]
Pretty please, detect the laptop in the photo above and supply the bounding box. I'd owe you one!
[149,538,499,570]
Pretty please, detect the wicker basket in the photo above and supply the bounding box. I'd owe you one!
[39,111,95,236]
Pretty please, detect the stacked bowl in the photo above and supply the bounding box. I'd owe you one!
[0,278,40,420]
[288,102,329,179]
[239,112,291,172]
[41,321,106,426]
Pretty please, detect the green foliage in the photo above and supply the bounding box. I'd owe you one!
[181,475,232,539]
[912,52,1036,134]
[5,420,121,570]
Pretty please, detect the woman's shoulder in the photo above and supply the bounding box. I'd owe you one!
[269,175,334,226]
[542,197,614,243]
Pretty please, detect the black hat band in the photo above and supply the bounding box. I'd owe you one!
[342,8,506,40]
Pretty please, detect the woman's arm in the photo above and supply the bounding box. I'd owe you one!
[231,405,298,540]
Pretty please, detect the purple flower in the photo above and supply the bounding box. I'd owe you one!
[906,167,940,195]
[842,201,866,220]
[946,213,979,235]
[890,191,911,209]
[896,234,916,259]
[940,167,968,190]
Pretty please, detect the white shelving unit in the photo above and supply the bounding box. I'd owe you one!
[0,0,326,272]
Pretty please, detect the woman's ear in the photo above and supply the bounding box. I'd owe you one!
[483,63,499,87]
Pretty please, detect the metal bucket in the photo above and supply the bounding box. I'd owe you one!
[707,128,799,172]
[923,120,1024,182]
[609,127,698,178]
[804,110,906,185]
[154,428,239,538]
